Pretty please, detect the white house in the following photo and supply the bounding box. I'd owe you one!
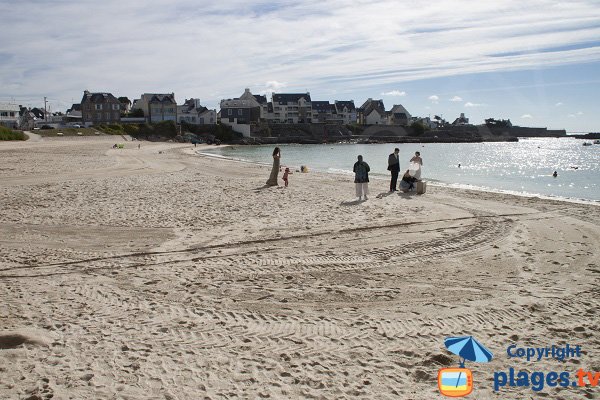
[270,93,312,123]
[219,89,263,137]
[334,100,357,124]
[177,98,216,125]
[132,93,177,123]
[0,103,20,128]
[358,98,387,125]
[388,104,412,125]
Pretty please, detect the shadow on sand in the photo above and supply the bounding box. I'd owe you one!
[376,191,396,199]
[397,190,418,199]
[340,199,365,206]
[254,184,279,191]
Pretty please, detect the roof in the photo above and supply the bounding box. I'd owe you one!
[149,94,176,104]
[359,99,385,115]
[67,103,82,112]
[253,94,267,104]
[30,108,47,118]
[389,104,409,115]
[81,91,119,104]
[0,103,21,112]
[220,98,260,108]
[272,93,311,104]
[312,101,335,113]
[334,101,356,112]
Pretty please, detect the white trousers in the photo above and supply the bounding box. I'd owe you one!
[355,182,369,198]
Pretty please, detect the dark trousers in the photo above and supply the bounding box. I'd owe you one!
[390,170,399,191]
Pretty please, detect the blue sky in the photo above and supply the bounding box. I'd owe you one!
[1,0,599,132]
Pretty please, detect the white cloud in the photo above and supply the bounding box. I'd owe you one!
[428,95,439,103]
[521,114,533,119]
[576,111,584,115]
[1,0,600,113]
[555,102,563,106]
[259,80,288,95]
[568,114,576,118]
[464,102,484,107]
[381,90,406,96]
[449,96,463,102]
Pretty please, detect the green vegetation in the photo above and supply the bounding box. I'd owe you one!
[345,124,364,135]
[0,126,27,141]
[485,118,512,128]
[410,121,427,136]
[36,128,101,137]
[95,121,178,139]
[129,108,145,118]
[95,124,127,135]
[181,121,242,142]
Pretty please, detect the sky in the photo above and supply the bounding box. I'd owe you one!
[1,0,599,133]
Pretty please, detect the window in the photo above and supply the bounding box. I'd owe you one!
[95,104,102,110]
[106,112,111,120]
[238,109,243,115]
[228,109,232,115]
[96,112,102,119]
[9,112,15,117]
[0,112,7,117]
[112,104,120,110]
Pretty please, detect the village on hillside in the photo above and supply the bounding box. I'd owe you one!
[0,88,568,144]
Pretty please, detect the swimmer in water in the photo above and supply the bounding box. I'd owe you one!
[553,171,557,178]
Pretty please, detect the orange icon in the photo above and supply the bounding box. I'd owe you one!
[438,367,473,397]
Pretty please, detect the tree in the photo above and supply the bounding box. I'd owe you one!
[129,108,144,118]
[485,118,512,128]
[410,121,426,136]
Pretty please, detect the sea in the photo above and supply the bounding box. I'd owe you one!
[200,137,599,203]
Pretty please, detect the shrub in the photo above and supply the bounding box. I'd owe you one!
[410,121,426,136]
[123,124,139,135]
[0,126,26,140]
[153,121,177,138]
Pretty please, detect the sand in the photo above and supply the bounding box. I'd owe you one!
[0,136,598,399]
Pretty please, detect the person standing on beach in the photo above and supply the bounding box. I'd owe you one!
[410,151,423,165]
[388,147,400,192]
[353,155,370,201]
[282,167,292,187]
[266,147,281,186]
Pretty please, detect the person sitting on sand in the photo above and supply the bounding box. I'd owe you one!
[399,169,418,192]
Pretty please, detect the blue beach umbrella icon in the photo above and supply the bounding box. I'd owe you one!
[445,336,493,367]
[444,336,493,389]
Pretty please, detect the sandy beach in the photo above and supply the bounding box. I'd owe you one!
[1,136,598,399]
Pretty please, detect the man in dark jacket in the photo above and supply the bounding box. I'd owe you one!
[387,148,400,192]
[353,155,370,200]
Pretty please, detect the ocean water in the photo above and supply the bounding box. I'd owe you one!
[200,137,599,202]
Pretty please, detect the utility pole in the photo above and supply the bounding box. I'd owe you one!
[44,97,47,122]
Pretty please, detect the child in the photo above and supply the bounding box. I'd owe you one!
[282,167,292,187]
